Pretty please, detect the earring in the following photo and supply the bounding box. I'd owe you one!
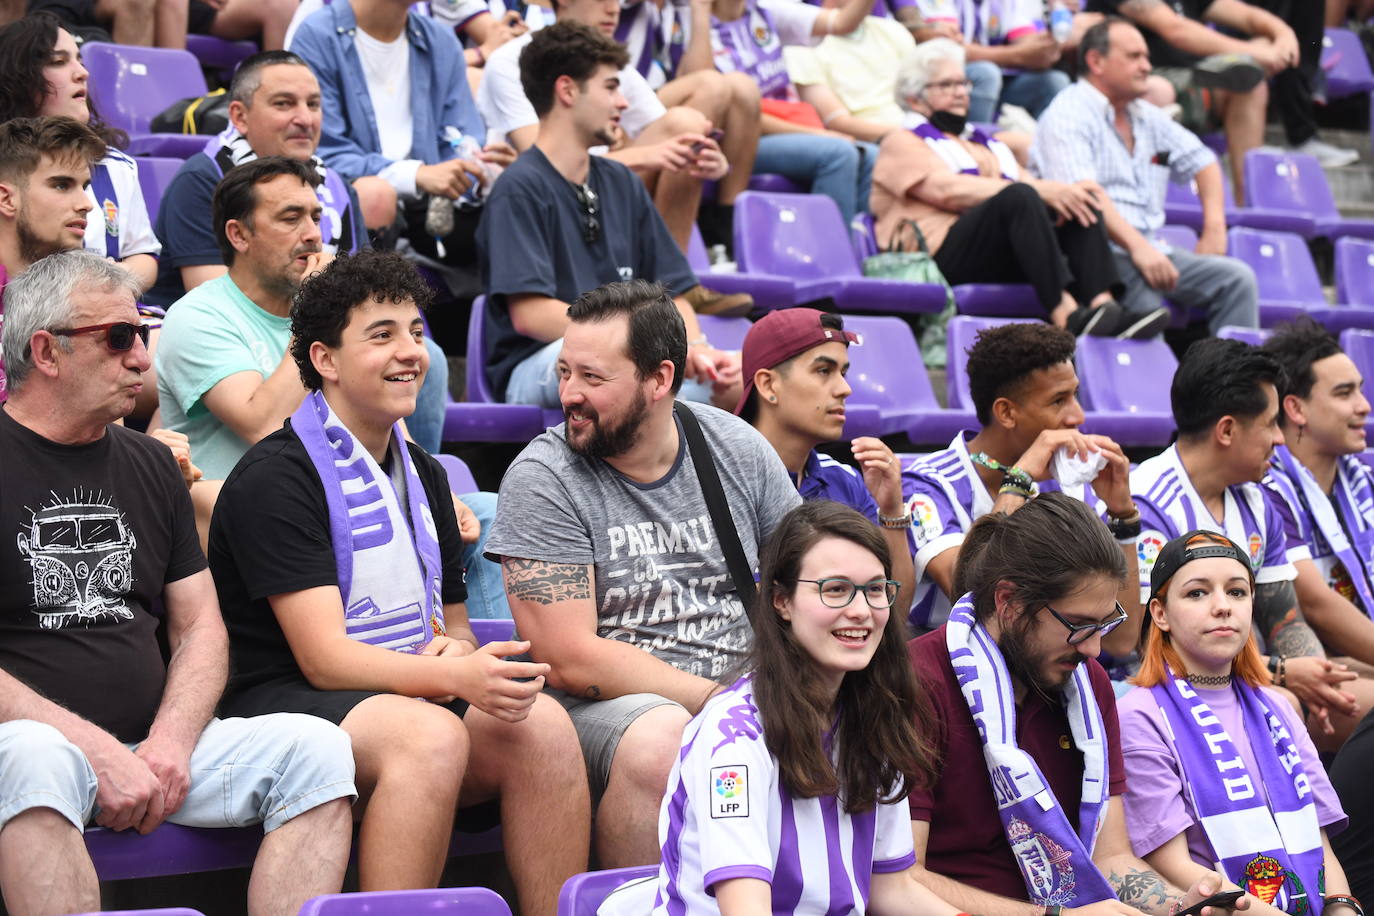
[768,395,777,403]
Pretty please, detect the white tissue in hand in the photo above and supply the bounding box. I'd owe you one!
[1052,445,1107,488]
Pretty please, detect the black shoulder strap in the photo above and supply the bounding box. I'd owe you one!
[674,401,758,611]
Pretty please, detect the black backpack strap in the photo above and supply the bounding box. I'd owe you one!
[674,402,758,611]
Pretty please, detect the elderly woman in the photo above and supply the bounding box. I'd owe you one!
[872,39,1168,339]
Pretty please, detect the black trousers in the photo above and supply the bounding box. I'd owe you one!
[1244,0,1324,146]
[933,182,1122,314]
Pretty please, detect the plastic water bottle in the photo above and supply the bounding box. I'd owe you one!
[1048,0,1073,43]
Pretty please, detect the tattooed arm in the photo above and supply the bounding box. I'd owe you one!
[501,557,721,712]
[1252,579,1360,728]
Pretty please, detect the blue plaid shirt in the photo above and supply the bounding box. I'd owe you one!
[1029,80,1215,244]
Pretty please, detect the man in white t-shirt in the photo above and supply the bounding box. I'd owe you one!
[478,0,761,255]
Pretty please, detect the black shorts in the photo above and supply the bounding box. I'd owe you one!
[188,0,218,36]
[221,674,471,725]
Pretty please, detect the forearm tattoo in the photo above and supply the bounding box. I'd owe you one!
[1255,581,1326,657]
[502,558,592,605]
[1110,867,1178,916]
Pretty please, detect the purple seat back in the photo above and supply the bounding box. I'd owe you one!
[1336,236,1374,307]
[434,453,478,494]
[851,212,879,261]
[945,315,1038,410]
[299,886,513,915]
[1322,27,1374,98]
[1244,151,1340,222]
[1227,227,1325,305]
[185,34,258,79]
[696,314,752,352]
[746,173,805,194]
[1216,326,1272,346]
[136,156,184,226]
[466,295,497,403]
[687,224,711,271]
[81,43,209,134]
[1074,337,1177,414]
[840,314,941,411]
[558,866,658,916]
[1156,224,1198,251]
[471,618,515,645]
[734,191,862,280]
[68,910,206,915]
[1340,330,1374,381]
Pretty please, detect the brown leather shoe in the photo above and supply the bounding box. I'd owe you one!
[683,284,753,317]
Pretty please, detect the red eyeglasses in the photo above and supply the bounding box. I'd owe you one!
[51,322,150,352]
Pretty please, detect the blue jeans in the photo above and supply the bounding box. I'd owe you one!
[1000,69,1070,118]
[505,338,714,408]
[457,490,511,619]
[752,134,878,224]
[410,337,449,455]
[0,717,356,834]
[966,60,1004,123]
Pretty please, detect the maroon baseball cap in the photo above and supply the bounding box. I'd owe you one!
[733,308,861,415]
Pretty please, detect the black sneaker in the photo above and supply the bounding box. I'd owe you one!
[1193,54,1265,93]
[1115,305,1172,340]
[1065,302,1124,337]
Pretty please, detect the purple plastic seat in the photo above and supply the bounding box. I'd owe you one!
[434,453,479,494]
[1336,236,1374,307]
[1322,27,1374,99]
[136,156,184,226]
[1165,171,1315,235]
[82,42,215,159]
[1230,227,1374,331]
[1341,329,1374,379]
[69,910,206,915]
[1216,326,1272,345]
[687,225,827,312]
[734,192,947,315]
[696,314,752,351]
[185,34,258,82]
[951,283,1042,317]
[444,295,555,442]
[299,886,513,915]
[944,315,1038,410]
[84,824,262,880]
[1074,336,1178,446]
[851,211,879,261]
[747,173,805,194]
[838,315,976,443]
[471,618,515,645]
[558,866,658,916]
[1244,150,1374,240]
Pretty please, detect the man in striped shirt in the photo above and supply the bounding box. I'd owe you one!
[1029,17,1258,337]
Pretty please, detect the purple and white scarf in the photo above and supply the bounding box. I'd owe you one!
[291,389,445,651]
[1269,444,1374,618]
[1150,675,1324,915]
[906,112,1019,182]
[947,594,1115,906]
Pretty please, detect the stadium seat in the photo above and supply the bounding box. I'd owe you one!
[471,618,516,644]
[696,314,752,351]
[1227,227,1337,327]
[558,865,658,916]
[1216,326,1272,345]
[434,453,479,494]
[746,173,805,194]
[686,225,826,312]
[945,315,1038,410]
[298,886,513,915]
[1074,336,1178,446]
[136,156,185,226]
[1341,329,1374,378]
[81,42,214,158]
[440,296,551,443]
[1322,28,1374,99]
[185,34,258,82]
[68,910,206,915]
[84,824,262,880]
[1243,151,1374,240]
[839,315,976,443]
[734,192,948,315]
[1166,170,1316,235]
[1336,237,1374,308]
[851,211,879,261]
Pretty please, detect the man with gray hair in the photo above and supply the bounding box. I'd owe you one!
[0,248,357,916]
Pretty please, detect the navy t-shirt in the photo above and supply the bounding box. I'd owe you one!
[148,150,366,307]
[477,146,697,400]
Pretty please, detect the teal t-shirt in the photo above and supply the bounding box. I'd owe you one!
[155,275,293,479]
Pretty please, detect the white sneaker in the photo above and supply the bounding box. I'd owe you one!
[1294,137,1360,168]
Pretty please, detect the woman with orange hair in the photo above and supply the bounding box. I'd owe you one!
[1119,530,1352,916]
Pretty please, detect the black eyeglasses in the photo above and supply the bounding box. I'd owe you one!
[797,577,902,609]
[1042,601,1128,645]
[51,321,150,352]
[574,182,601,244]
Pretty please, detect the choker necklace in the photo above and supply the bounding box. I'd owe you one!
[1184,672,1232,687]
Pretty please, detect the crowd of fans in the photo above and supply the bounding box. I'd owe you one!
[1,0,1374,913]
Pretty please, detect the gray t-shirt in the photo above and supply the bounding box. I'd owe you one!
[486,401,800,679]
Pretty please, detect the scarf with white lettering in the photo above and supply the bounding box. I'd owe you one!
[906,113,1019,182]
[291,389,444,651]
[1269,445,1374,618]
[1149,675,1324,915]
[946,594,1115,906]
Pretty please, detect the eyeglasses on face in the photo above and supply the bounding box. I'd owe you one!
[574,182,601,244]
[796,577,902,609]
[1042,601,1128,645]
[925,78,973,94]
[51,321,150,352]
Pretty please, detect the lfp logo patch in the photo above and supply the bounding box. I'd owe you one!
[710,766,748,818]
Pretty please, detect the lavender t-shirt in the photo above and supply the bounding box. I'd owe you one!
[1117,684,1347,865]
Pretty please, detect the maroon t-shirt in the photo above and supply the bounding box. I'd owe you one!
[907,625,1127,901]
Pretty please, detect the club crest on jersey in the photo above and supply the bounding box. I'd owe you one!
[710,766,748,818]
[1248,532,1264,567]
[1244,855,1310,915]
[749,9,771,46]
[103,199,118,236]
[1008,817,1077,904]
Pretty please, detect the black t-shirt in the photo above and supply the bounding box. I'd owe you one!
[0,408,206,742]
[209,422,468,696]
[1332,708,1374,901]
[1090,0,1212,69]
[476,147,698,400]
